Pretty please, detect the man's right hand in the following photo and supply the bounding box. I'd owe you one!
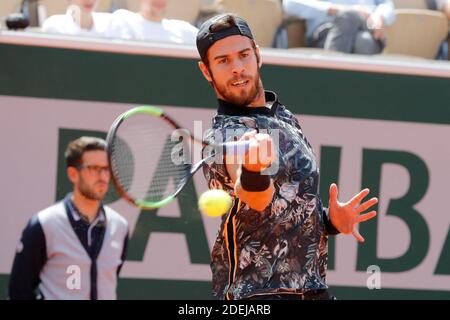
[224,130,276,212]
[240,130,275,172]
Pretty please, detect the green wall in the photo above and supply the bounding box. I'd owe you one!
[1,43,449,124]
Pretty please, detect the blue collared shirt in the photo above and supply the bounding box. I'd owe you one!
[65,193,107,250]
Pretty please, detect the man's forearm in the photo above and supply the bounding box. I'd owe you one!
[224,131,276,211]
[235,178,275,212]
[226,160,275,211]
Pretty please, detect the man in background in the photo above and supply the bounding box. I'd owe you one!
[9,137,129,300]
[283,0,396,55]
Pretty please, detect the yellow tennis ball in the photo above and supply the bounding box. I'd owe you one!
[198,189,232,217]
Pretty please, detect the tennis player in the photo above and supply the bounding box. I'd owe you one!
[197,14,378,300]
[8,137,128,300]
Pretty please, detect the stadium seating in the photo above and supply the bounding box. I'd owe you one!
[126,0,201,24]
[383,9,449,59]
[392,0,428,9]
[393,0,450,60]
[0,0,22,27]
[283,15,307,48]
[216,0,284,47]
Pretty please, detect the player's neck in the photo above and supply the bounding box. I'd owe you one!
[248,85,266,108]
[71,190,100,223]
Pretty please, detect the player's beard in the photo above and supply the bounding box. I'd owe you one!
[77,176,107,201]
[211,70,262,106]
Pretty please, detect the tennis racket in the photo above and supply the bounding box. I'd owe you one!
[106,106,249,209]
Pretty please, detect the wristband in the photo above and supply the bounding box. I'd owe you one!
[240,166,271,192]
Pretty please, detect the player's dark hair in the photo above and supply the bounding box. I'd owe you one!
[202,14,260,67]
[209,14,238,33]
[65,136,107,168]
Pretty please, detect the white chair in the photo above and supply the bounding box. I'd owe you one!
[392,0,427,9]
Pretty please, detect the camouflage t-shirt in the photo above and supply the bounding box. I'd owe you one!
[202,91,339,300]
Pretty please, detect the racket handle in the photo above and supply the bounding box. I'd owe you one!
[223,140,251,157]
[192,141,249,175]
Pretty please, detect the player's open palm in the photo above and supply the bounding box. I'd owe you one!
[328,183,378,242]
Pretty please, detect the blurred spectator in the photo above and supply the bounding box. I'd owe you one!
[42,0,112,37]
[434,0,450,18]
[108,0,198,44]
[283,0,396,54]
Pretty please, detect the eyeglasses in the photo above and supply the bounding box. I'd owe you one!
[76,164,110,176]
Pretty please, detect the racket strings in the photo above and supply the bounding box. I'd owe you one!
[110,116,192,205]
[144,137,191,202]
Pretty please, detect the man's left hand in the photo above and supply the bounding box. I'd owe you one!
[328,183,378,242]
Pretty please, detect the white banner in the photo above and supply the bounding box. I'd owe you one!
[1,95,449,293]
